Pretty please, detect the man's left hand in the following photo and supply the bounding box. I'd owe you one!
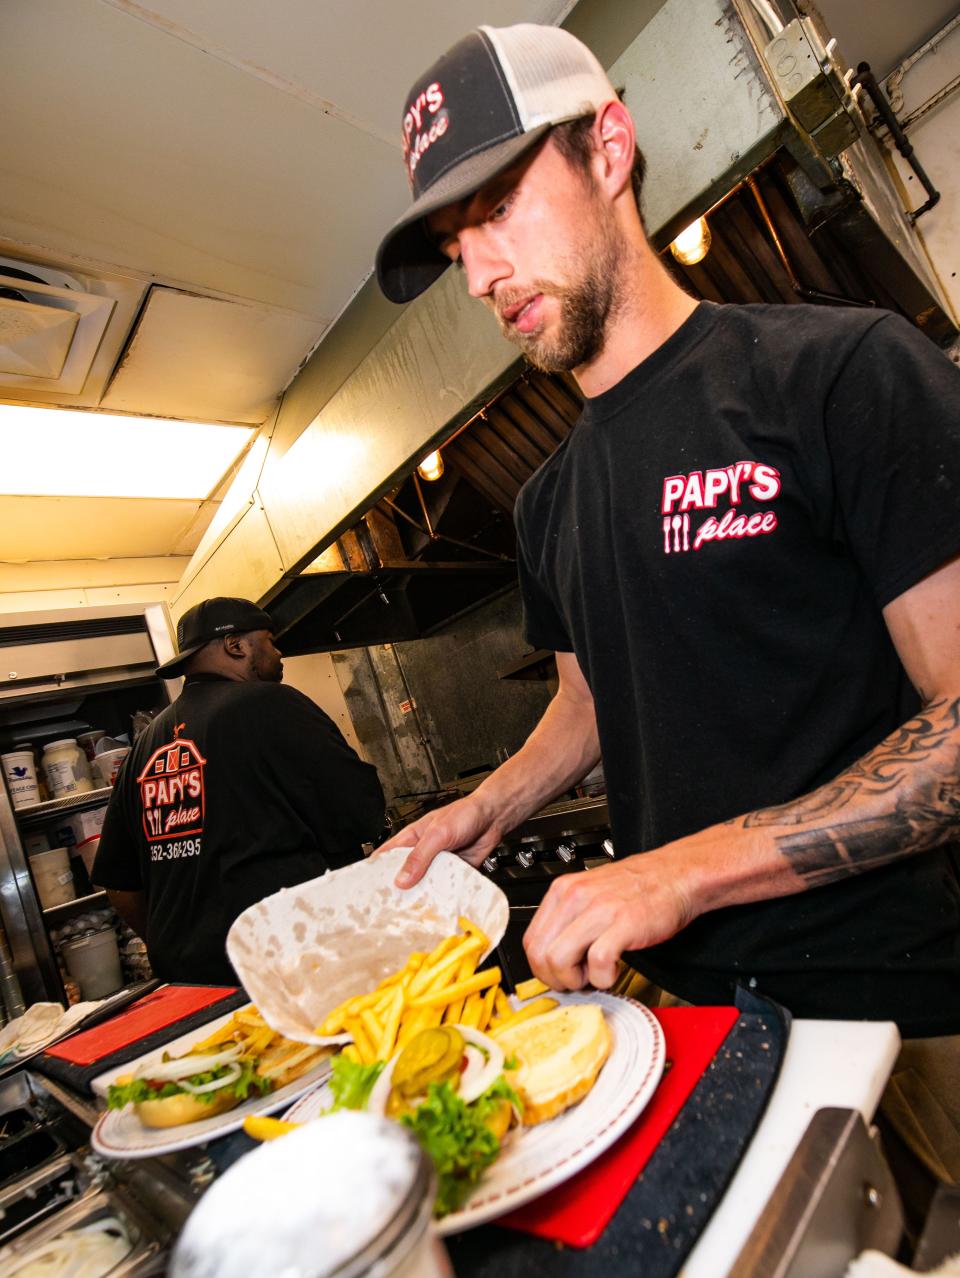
[522,851,695,990]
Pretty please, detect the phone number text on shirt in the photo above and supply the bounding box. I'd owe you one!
[150,838,202,862]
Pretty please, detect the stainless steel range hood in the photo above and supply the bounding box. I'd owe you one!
[170,0,957,641]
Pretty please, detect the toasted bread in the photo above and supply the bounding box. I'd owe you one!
[496,1003,611,1125]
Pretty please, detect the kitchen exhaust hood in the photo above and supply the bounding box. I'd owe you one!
[171,0,957,647]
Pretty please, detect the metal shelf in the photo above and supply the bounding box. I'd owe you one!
[15,787,113,827]
[41,891,109,924]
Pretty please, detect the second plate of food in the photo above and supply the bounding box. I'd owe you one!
[91,1005,335,1159]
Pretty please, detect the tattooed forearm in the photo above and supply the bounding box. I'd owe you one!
[743,696,960,885]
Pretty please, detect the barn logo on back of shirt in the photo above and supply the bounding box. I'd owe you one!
[137,737,207,841]
[660,460,781,554]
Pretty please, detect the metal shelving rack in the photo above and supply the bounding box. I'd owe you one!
[16,787,114,826]
[0,602,178,1008]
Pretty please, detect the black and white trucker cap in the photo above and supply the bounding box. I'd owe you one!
[376,24,617,304]
[156,597,275,678]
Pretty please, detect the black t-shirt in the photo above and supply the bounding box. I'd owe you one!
[515,301,960,1035]
[93,675,385,984]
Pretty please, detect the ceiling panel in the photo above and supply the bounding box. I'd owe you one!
[0,496,211,560]
[0,0,397,320]
[108,0,578,140]
[813,0,960,79]
[101,287,320,424]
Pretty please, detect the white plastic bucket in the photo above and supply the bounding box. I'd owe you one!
[61,928,124,1000]
[30,847,76,909]
[2,750,39,809]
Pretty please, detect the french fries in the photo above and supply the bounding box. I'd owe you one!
[489,996,559,1037]
[314,918,562,1065]
[514,976,549,1002]
[189,1004,330,1080]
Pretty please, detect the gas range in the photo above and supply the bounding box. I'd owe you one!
[481,795,614,985]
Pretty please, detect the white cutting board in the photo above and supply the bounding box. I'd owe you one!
[685,1018,901,1277]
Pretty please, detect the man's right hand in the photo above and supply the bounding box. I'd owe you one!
[379,791,503,888]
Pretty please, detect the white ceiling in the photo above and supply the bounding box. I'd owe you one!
[0,0,953,578]
[0,0,575,573]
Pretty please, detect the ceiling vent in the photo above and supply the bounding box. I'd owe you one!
[0,257,117,396]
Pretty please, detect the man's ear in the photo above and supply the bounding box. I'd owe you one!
[592,99,636,201]
[221,633,248,662]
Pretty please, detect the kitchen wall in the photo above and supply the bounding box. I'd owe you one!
[281,650,363,757]
[0,559,189,616]
[331,588,553,809]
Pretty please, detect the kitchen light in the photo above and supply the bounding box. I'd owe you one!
[417,450,444,482]
[0,405,254,499]
[669,216,712,266]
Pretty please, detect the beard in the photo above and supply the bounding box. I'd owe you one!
[491,203,626,373]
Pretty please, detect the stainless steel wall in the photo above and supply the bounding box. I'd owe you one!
[332,588,552,807]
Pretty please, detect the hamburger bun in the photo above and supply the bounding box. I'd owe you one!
[496,1003,611,1125]
[135,1088,241,1129]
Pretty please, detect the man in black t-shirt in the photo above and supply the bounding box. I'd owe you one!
[372,24,960,1204]
[94,597,385,984]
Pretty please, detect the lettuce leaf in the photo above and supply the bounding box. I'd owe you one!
[106,1060,271,1111]
[327,1053,385,1111]
[401,1077,520,1217]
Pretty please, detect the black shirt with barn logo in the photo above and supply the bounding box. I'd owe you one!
[94,674,385,984]
[515,301,960,1035]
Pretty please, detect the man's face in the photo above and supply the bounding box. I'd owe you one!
[247,630,284,683]
[427,135,626,374]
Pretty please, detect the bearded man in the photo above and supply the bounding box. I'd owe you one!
[375,24,960,1214]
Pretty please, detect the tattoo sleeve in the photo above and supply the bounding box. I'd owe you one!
[741,696,960,888]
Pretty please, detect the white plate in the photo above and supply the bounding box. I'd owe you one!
[90,1006,334,1159]
[282,990,665,1235]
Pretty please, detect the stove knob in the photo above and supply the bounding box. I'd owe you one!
[482,846,508,874]
[600,838,616,859]
[555,841,577,864]
[516,845,538,869]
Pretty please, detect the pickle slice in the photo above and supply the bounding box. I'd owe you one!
[393,1026,465,1098]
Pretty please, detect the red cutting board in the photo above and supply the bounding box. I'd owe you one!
[500,1005,739,1248]
[45,985,240,1066]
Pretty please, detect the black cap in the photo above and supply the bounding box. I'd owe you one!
[157,597,274,678]
[376,23,616,303]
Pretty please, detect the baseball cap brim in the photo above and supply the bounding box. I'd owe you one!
[375,123,553,304]
[155,641,209,679]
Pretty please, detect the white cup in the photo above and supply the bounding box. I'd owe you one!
[94,747,130,787]
[2,750,40,809]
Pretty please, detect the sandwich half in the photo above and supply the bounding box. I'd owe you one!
[494,1003,612,1124]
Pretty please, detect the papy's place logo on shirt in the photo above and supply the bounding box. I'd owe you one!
[402,81,448,185]
[137,728,207,843]
[661,460,781,555]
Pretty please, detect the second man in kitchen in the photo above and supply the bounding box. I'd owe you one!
[93,596,385,985]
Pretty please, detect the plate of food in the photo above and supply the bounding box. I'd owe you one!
[90,1004,335,1159]
[255,919,665,1234]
